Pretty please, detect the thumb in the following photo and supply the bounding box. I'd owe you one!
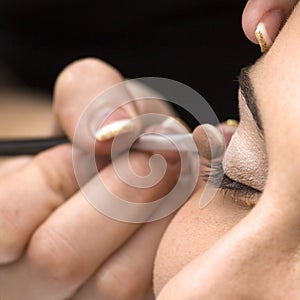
[54,58,176,156]
[54,58,138,155]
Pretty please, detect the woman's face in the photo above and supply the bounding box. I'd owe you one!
[154,3,300,298]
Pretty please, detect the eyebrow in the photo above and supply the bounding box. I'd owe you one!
[238,67,263,131]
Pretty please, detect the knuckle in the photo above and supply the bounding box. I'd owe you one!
[28,226,85,287]
[96,265,144,300]
[33,145,75,200]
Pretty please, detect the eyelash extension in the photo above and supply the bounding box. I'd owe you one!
[200,159,261,208]
[219,175,260,208]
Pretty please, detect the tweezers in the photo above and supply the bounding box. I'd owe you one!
[0,134,197,156]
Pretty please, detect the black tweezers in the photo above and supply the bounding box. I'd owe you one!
[0,133,195,156]
[0,137,69,156]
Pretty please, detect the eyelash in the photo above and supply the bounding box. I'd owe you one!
[201,160,261,208]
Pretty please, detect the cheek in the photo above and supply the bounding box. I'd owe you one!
[153,187,249,295]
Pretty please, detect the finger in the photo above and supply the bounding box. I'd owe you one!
[192,124,225,160]
[72,216,173,300]
[216,120,238,147]
[54,58,176,156]
[142,117,191,164]
[0,156,31,178]
[125,79,176,118]
[242,0,297,45]
[54,58,139,155]
[12,151,180,299]
[0,144,78,264]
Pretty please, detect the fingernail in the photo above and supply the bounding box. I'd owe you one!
[255,22,272,53]
[90,107,138,142]
[224,119,239,133]
[96,119,136,141]
[160,117,190,133]
[255,10,283,53]
[144,117,190,135]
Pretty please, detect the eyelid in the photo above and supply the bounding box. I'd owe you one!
[203,159,261,208]
[219,175,261,208]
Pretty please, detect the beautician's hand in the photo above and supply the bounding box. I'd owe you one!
[242,0,297,48]
[0,145,179,300]
[0,58,182,300]
[54,58,176,155]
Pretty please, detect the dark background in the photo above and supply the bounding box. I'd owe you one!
[0,0,259,128]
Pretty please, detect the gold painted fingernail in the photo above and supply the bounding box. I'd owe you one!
[162,117,191,132]
[255,22,272,53]
[226,119,239,128]
[96,119,136,141]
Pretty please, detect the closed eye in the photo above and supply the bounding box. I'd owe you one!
[202,160,261,208]
[219,174,261,208]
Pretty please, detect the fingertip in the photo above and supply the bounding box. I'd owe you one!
[54,58,122,115]
[242,1,262,44]
[53,57,133,154]
[54,57,122,94]
[260,9,287,52]
[54,57,123,122]
[193,124,225,160]
[242,0,293,48]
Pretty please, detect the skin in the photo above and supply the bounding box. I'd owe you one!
[242,0,298,45]
[224,91,267,191]
[0,60,181,300]
[0,0,298,299]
